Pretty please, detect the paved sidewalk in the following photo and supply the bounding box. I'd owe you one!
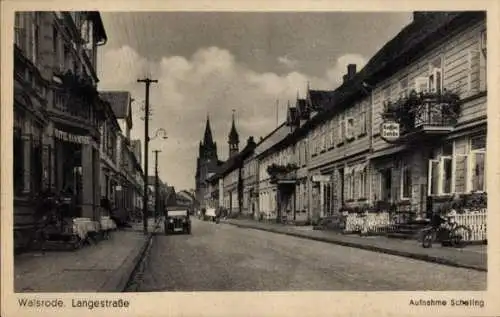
[222,218,487,272]
[14,218,162,293]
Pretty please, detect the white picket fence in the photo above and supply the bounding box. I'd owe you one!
[344,211,487,241]
[345,212,394,234]
[455,213,487,241]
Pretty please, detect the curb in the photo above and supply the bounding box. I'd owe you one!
[98,221,162,292]
[225,222,487,272]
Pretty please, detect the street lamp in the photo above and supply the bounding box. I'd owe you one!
[148,128,168,142]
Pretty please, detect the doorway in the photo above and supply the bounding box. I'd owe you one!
[380,168,392,202]
[338,168,345,205]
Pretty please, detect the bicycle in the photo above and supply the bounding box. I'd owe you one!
[421,223,472,248]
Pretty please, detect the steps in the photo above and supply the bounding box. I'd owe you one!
[387,220,430,240]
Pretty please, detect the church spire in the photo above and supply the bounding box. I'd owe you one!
[228,109,239,157]
[203,114,214,146]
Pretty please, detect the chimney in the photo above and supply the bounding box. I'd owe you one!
[347,64,357,79]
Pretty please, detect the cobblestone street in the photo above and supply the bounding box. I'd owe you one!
[136,219,486,291]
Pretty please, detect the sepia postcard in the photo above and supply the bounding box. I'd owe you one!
[1,0,499,316]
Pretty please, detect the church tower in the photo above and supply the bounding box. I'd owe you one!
[195,114,219,209]
[228,110,240,158]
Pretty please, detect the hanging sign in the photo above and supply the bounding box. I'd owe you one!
[380,121,400,143]
[54,129,91,145]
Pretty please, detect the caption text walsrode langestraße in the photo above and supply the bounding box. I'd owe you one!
[18,297,130,310]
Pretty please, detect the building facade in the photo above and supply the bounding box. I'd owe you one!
[305,65,373,222]
[256,123,292,221]
[367,11,487,221]
[13,11,107,249]
[100,91,136,223]
[241,151,258,217]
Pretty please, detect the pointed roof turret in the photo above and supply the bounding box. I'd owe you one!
[203,114,214,145]
[228,109,239,144]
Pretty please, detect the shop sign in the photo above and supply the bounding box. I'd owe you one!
[380,121,400,142]
[312,175,331,182]
[54,129,91,145]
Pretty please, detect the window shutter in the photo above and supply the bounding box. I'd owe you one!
[468,50,481,94]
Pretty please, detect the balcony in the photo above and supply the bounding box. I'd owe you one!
[267,163,298,185]
[51,69,106,129]
[381,90,460,144]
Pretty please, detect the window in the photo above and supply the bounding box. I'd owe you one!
[329,121,335,148]
[338,118,346,143]
[399,76,409,98]
[53,25,59,62]
[400,162,412,199]
[414,77,429,93]
[383,86,391,101]
[428,56,443,93]
[357,166,367,199]
[345,117,355,140]
[470,135,486,192]
[14,13,25,50]
[31,13,40,64]
[358,111,367,136]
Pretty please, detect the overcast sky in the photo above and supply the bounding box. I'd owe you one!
[96,12,413,191]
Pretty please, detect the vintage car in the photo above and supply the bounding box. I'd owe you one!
[164,208,191,234]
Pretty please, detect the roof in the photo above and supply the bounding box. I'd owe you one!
[88,11,107,44]
[100,91,132,125]
[207,138,256,181]
[253,122,290,158]
[363,11,483,84]
[308,90,336,111]
[296,99,309,119]
[279,11,484,146]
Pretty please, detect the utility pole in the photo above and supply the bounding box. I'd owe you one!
[137,77,158,234]
[153,150,161,223]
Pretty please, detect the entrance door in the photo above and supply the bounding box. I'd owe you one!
[381,168,392,202]
[338,168,344,205]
